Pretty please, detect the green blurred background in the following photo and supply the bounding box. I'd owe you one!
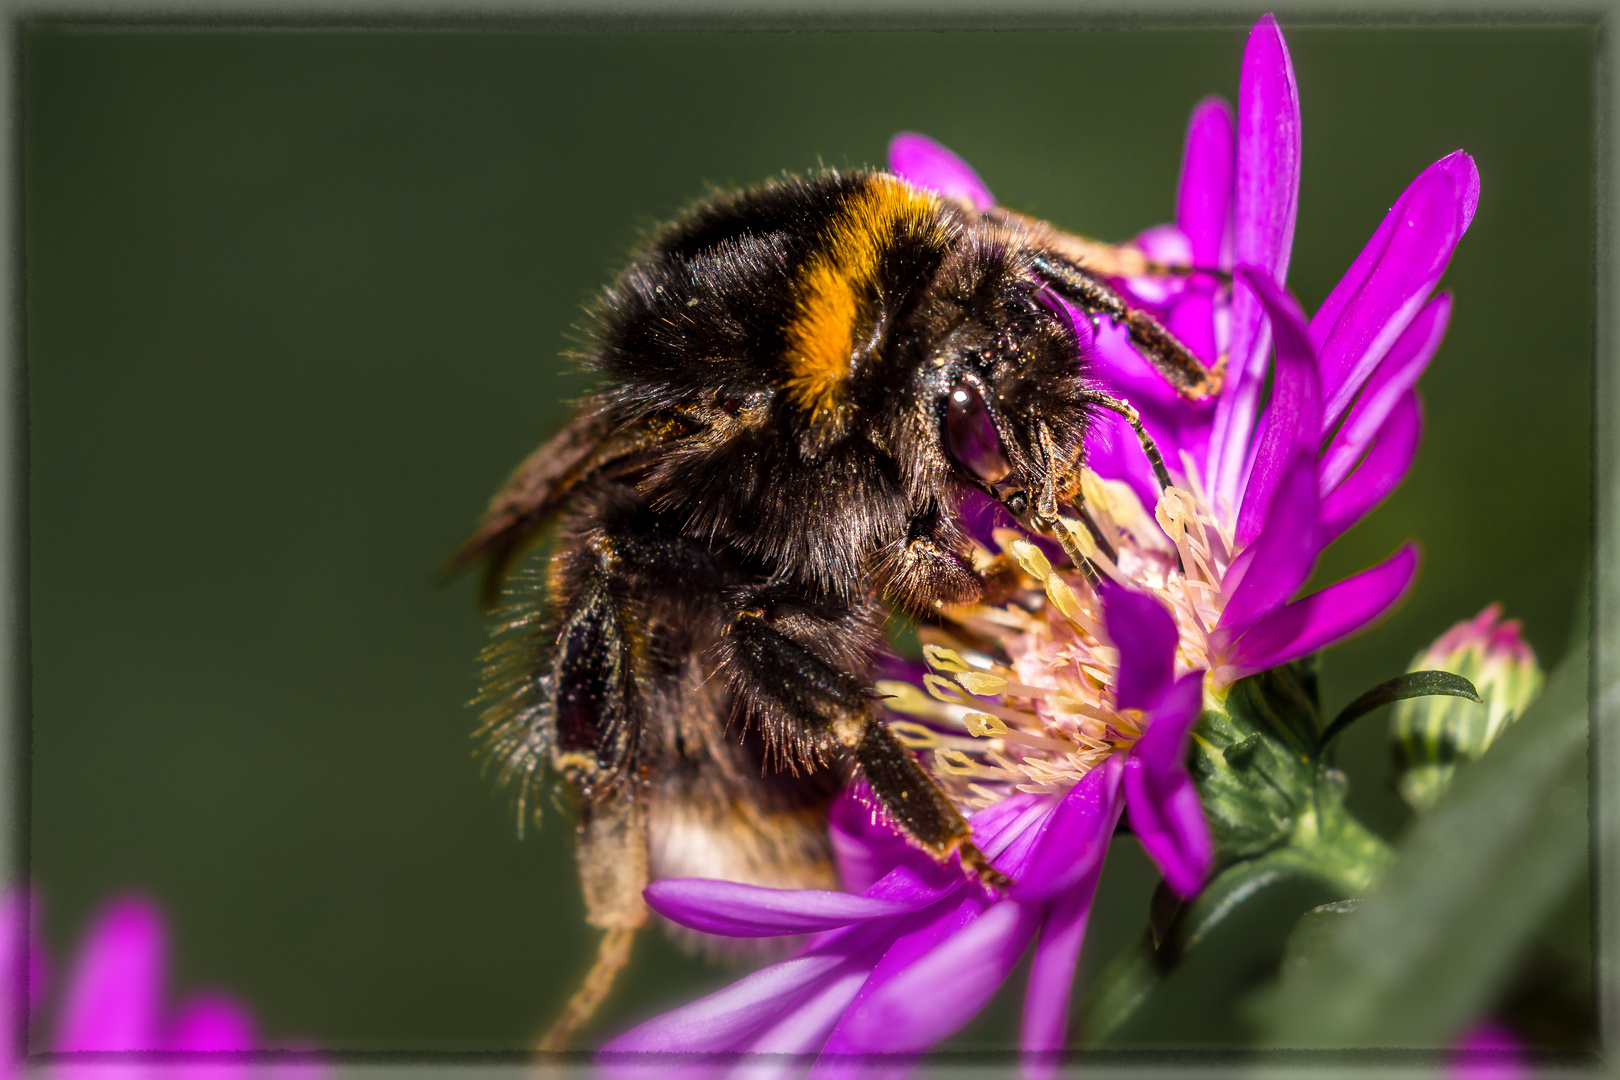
[23,24,1592,1051]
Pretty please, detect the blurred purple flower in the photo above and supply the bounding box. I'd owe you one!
[896,15,1477,687]
[604,584,1208,1077]
[0,889,322,1080]
[1447,1021,1529,1080]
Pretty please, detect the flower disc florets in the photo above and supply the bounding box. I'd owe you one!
[881,471,1229,811]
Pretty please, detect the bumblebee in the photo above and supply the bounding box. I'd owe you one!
[449,169,1219,1046]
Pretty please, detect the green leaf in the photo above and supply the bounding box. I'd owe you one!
[1258,640,1591,1047]
[1317,669,1481,754]
[1277,899,1361,982]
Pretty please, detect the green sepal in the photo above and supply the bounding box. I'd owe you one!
[1317,669,1480,754]
[1190,664,1321,859]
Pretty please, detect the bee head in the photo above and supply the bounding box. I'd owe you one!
[931,259,1095,528]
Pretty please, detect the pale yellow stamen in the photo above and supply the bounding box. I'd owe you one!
[956,671,1007,696]
[923,644,973,674]
[1009,538,1053,580]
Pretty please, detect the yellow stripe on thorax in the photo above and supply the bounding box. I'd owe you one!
[784,177,944,424]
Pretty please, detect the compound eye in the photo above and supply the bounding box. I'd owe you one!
[945,380,1012,485]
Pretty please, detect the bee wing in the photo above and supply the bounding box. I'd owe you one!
[445,396,668,605]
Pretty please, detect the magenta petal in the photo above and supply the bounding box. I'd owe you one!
[645,879,936,938]
[1320,292,1448,493]
[55,895,166,1052]
[1167,285,1220,372]
[833,793,1043,914]
[169,993,255,1050]
[887,133,994,210]
[1126,673,1214,899]
[168,993,257,1080]
[1012,757,1125,904]
[1319,391,1423,546]
[1019,780,1125,1074]
[1100,581,1179,711]
[1177,96,1237,267]
[840,900,1041,1053]
[603,951,853,1054]
[1219,450,1319,635]
[1120,226,1191,307]
[1315,168,1466,427]
[1018,875,1099,1078]
[1084,307,1191,416]
[1083,314,1211,503]
[1234,15,1301,285]
[1083,407,1166,516]
[740,963,869,1058]
[1218,544,1421,683]
[1231,266,1321,551]
[818,892,989,1064]
[970,791,1053,856]
[1212,14,1301,508]
[1311,151,1477,358]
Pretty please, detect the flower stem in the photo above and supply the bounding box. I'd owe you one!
[1279,780,1395,897]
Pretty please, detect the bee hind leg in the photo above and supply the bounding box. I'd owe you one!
[537,926,637,1054]
[724,605,1011,891]
[537,535,652,1050]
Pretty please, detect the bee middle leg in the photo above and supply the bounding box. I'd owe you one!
[722,598,1011,890]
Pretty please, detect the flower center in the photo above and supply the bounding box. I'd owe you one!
[881,466,1238,812]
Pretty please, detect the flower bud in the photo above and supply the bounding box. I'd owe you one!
[1390,604,1544,812]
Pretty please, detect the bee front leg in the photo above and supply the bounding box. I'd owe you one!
[723,604,1011,891]
[1030,253,1222,400]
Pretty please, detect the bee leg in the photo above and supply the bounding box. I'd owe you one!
[1030,253,1222,400]
[538,537,650,1051]
[1065,394,1190,577]
[1075,390,1175,493]
[724,606,1011,891]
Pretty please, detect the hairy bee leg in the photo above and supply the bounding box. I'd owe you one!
[542,537,652,1044]
[1077,390,1174,493]
[1029,254,1221,400]
[725,609,1011,890]
[537,926,636,1054]
[855,719,1010,891]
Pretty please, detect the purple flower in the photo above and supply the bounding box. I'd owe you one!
[894,15,1477,687]
[0,889,324,1079]
[1447,1021,1529,1080]
[604,585,1209,1075]
[607,12,1478,1072]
